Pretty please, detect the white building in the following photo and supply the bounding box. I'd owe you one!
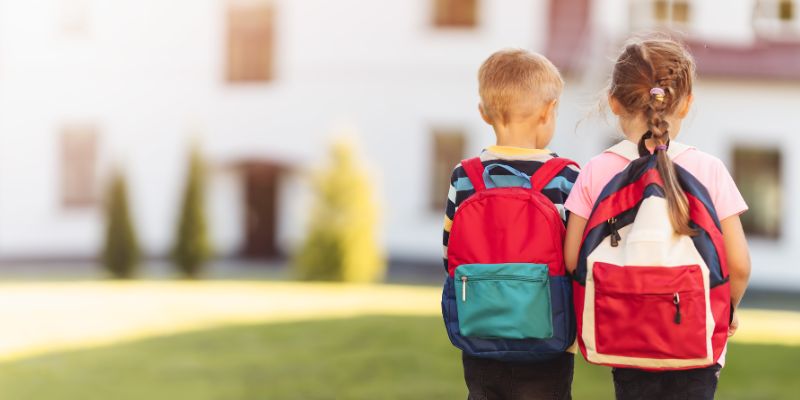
[0,0,796,289]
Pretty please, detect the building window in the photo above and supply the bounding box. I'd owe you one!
[732,146,781,239]
[779,1,796,20]
[630,0,691,30]
[61,126,99,208]
[227,0,275,82]
[433,0,478,28]
[431,129,466,210]
[753,1,800,38]
[653,0,690,23]
[61,0,91,35]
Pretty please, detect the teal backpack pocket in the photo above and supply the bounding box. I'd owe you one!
[454,263,553,339]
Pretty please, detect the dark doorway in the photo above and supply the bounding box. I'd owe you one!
[240,161,286,259]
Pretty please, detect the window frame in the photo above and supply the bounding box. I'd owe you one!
[430,128,467,212]
[731,145,782,239]
[630,0,692,31]
[226,0,276,83]
[60,125,100,209]
[432,0,479,29]
[753,0,800,37]
[778,0,796,21]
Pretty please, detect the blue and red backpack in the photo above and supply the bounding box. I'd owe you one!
[573,141,731,370]
[442,156,578,361]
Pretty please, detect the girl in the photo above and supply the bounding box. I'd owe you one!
[563,38,751,399]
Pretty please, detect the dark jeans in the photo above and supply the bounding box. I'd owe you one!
[462,352,574,400]
[612,364,721,400]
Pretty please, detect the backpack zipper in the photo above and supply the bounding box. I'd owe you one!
[608,218,621,247]
[464,275,545,282]
[460,275,545,302]
[597,289,687,324]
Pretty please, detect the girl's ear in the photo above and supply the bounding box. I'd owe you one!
[608,95,624,116]
[677,94,694,118]
[478,103,492,125]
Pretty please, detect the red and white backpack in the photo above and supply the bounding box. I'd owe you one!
[573,141,731,370]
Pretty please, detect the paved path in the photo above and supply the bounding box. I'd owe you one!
[0,281,795,362]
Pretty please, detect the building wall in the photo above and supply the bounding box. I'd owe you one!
[0,0,796,289]
[0,0,549,259]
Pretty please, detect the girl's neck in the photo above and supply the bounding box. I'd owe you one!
[618,115,681,144]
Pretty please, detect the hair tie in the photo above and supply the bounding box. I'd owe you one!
[655,144,668,152]
[650,87,666,102]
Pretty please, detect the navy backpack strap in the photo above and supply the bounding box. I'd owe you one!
[530,157,578,192]
[461,157,486,192]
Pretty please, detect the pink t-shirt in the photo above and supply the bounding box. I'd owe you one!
[565,140,748,220]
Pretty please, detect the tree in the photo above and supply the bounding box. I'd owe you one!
[292,138,385,283]
[101,169,141,279]
[172,145,213,278]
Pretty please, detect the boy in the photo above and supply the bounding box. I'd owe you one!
[441,49,578,399]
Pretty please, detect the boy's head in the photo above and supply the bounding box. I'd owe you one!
[478,49,563,142]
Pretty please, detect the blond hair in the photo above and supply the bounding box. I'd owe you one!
[478,49,564,125]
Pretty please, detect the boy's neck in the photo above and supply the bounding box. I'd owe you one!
[493,124,549,149]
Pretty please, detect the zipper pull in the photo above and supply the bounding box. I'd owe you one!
[461,276,467,302]
[608,218,621,247]
[673,292,681,324]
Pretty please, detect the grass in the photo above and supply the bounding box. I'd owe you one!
[0,280,795,363]
[0,316,796,399]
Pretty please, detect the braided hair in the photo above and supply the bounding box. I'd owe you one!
[609,38,696,236]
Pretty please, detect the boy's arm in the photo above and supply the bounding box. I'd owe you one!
[556,162,580,226]
[721,214,751,337]
[442,169,459,271]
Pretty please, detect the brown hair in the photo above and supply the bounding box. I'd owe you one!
[609,38,696,235]
[478,49,564,125]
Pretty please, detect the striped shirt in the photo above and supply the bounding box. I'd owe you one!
[442,145,580,271]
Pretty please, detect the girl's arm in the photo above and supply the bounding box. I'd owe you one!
[721,214,751,336]
[564,214,588,274]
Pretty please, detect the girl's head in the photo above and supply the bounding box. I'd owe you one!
[609,38,695,140]
[608,38,696,236]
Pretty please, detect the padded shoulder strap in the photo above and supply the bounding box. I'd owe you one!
[606,140,695,161]
[530,157,579,192]
[461,157,486,192]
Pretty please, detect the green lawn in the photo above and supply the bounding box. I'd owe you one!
[0,316,796,399]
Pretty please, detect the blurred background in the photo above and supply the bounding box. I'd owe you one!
[0,0,797,399]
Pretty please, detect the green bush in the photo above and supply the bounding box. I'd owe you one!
[292,139,385,282]
[101,169,141,279]
[172,145,213,278]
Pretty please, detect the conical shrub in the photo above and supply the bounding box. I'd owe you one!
[172,145,213,278]
[101,169,140,279]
